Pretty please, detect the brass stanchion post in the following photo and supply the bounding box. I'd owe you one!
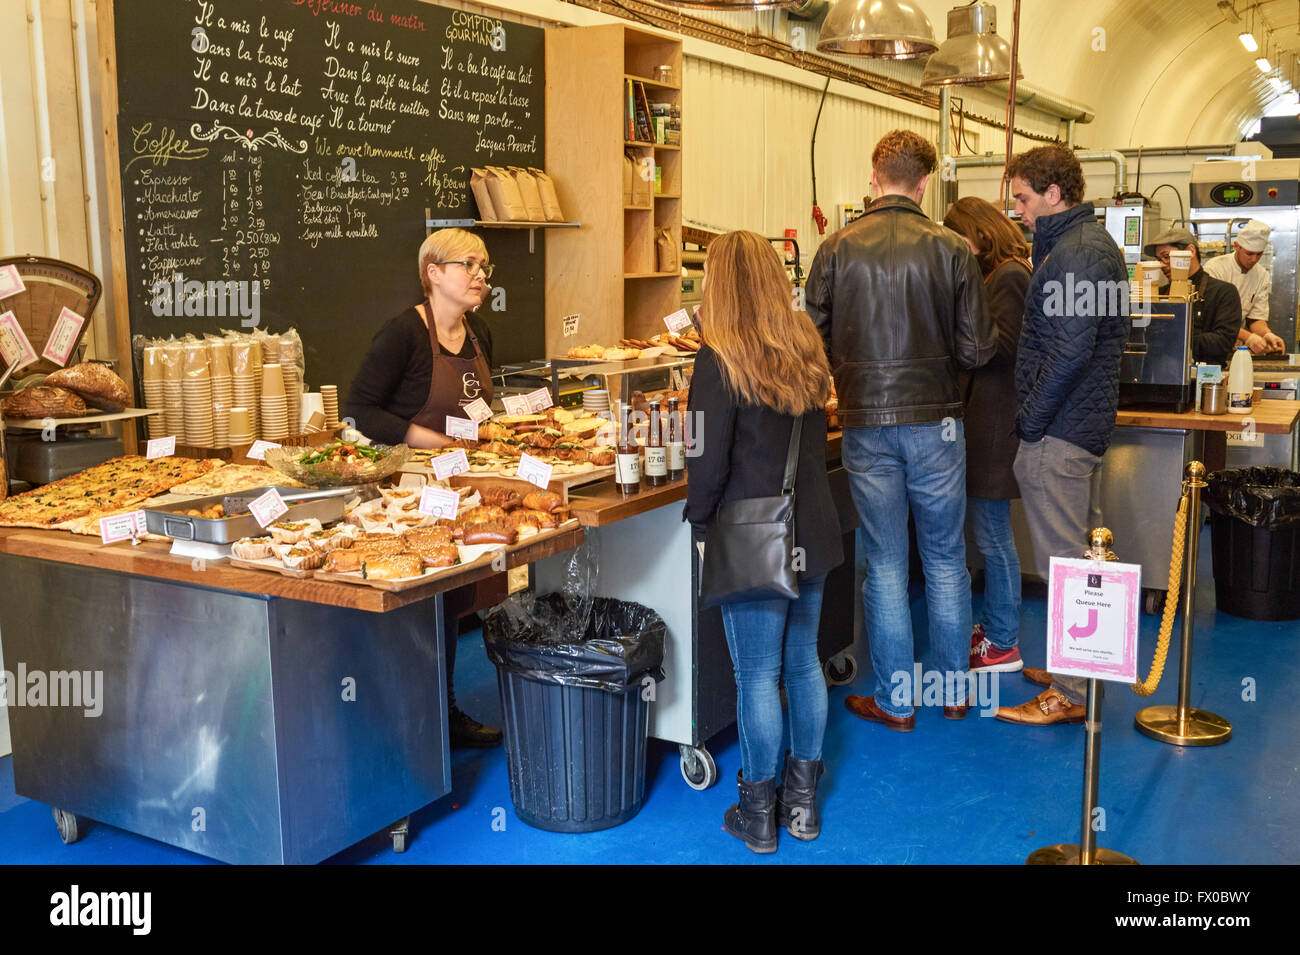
[1028,528,1138,866]
[1134,462,1232,746]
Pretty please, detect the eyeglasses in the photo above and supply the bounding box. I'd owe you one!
[437,260,495,279]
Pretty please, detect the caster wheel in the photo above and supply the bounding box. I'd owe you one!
[52,807,85,845]
[1142,588,1165,616]
[390,816,410,854]
[679,744,718,791]
[824,652,858,687]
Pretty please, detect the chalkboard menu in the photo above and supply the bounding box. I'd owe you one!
[110,0,546,402]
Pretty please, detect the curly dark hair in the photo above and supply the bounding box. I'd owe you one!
[1006,145,1086,205]
[872,129,938,190]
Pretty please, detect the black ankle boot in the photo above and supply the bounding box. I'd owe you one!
[723,772,778,854]
[776,753,824,841]
[448,706,503,749]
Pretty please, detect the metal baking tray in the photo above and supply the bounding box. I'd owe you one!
[144,486,352,543]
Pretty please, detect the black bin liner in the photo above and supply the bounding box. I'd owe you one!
[483,595,666,832]
[1205,468,1300,621]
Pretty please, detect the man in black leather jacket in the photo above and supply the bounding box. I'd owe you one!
[807,129,995,732]
[995,145,1130,728]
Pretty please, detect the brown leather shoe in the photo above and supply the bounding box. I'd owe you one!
[845,694,915,732]
[1023,667,1053,688]
[943,703,971,720]
[995,689,1085,726]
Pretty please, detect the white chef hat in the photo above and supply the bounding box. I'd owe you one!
[1235,219,1270,253]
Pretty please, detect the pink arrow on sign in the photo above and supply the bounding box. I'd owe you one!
[1068,608,1099,640]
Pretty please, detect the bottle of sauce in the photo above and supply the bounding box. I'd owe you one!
[666,396,685,481]
[615,402,641,495]
[645,399,668,486]
[1227,345,1254,411]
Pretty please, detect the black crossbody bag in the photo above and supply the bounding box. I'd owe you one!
[699,415,802,608]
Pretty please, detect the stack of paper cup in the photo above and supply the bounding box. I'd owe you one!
[141,346,166,439]
[583,389,612,418]
[278,339,301,436]
[260,363,289,440]
[320,385,339,429]
[209,341,233,448]
[260,333,280,367]
[182,344,214,447]
[162,342,185,438]
[228,407,254,446]
[231,341,260,441]
[249,343,264,439]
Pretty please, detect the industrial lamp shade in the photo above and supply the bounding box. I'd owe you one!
[816,0,939,59]
[656,0,801,10]
[921,2,1023,86]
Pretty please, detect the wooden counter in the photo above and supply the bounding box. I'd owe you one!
[0,525,583,613]
[1116,398,1300,434]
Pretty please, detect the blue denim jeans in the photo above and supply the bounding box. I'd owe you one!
[967,497,1022,651]
[843,423,972,717]
[720,574,828,783]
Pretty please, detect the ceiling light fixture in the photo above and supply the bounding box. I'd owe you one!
[920,2,1022,86]
[1257,56,1273,72]
[817,0,938,58]
[1239,32,1259,51]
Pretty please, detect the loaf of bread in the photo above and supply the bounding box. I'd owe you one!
[461,520,516,545]
[44,363,130,412]
[2,385,87,418]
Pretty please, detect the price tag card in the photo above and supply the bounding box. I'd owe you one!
[463,397,493,422]
[562,313,580,337]
[525,387,553,413]
[0,310,38,372]
[501,394,531,416]
[417,485,461,519]
[146,436,176,459]
[1045,557,1141,683]
[445,415,478,441]
[248,488,289,528]
[99,510,148,545]
[517,452,554,489]
[671,368,685,391]
[0,265,25,300]
[431,448,470,480]
[664,308,693,334]
[40,307,86,367]
[245,440,281,461]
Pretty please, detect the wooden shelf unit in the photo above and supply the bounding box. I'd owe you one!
[545,24,682,356]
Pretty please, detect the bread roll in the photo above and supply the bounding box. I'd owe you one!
[2,385,87,418]
[44,363,130,412]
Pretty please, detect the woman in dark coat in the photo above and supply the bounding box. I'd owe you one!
[943,198,1032,675]
[685,231,842,854]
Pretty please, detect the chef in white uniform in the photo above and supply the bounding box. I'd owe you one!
[1204,219,1286,354]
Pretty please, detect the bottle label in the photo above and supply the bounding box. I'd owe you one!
[1228,393,1252,410]
[645,446,667,476]
[616,453,641,484]
[667,442,685,471]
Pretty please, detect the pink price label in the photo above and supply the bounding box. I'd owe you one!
[245,440,281,461]
[0,265,25,300]
[248,488,289,528]
[517,452,553,489]
[146,436,176,459]
[418,486,461,519]
[463,397,493,422]
[99,510,148,545]
[0,310,38,372]
[431,448,469,480]
[501,395,531,416]
[525,388,553,413]
[445,415,478,441]
[664,308,692,333]
[40,307,86,367]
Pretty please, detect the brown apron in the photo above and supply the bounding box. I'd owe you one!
[410,302,494,431]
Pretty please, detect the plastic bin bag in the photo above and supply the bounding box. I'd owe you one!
[1205,467,1300,529]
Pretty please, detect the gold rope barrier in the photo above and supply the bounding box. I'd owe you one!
[1131,492,1189,697]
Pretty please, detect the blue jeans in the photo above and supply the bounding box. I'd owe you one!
[720,574,828,783]
[843,423,972,717]
[967,497,1022,651]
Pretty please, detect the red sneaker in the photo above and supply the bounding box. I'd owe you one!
[970,635,1023,673]
[970,625,987,649]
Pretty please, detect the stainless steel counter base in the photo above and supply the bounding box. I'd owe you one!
[0,554,449,864]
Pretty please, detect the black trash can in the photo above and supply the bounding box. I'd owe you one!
[484,594,665,832]
[1205,467,1300,621]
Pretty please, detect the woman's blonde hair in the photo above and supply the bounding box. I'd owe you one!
[701,231,832,415]
[418,228,488,295]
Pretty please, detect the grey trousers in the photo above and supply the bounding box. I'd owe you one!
[1013,435,1104,707]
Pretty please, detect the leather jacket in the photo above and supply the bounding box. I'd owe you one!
[806,195,995,427]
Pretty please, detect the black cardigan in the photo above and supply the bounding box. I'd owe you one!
[344,306,494,446]
[684,346,844,579]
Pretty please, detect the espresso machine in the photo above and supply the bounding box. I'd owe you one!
[1118,293,1196,412]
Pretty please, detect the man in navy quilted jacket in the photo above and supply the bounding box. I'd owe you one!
[994,145,1129,727]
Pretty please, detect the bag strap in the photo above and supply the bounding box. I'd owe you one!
[781,415,803,495]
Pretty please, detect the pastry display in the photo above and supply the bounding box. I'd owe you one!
[406,406,617,479]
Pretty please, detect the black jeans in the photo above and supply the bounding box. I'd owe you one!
[441,583,477,710]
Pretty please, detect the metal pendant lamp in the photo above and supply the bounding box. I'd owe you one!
[816,1,938,59]
[921,2,1022,86]
[656,0,802,10]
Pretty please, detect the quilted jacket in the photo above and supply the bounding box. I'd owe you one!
[1015,203,1129,458]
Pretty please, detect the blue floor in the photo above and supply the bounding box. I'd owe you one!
[2,528,1296,865]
